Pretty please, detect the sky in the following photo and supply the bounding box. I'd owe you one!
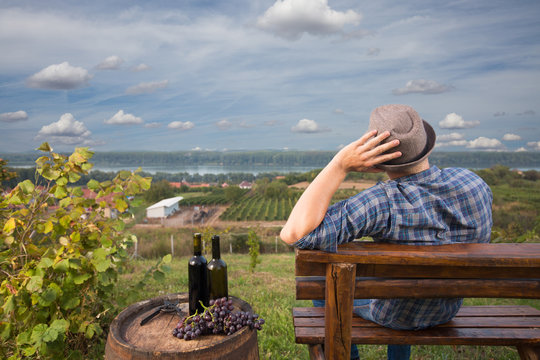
[1,0,539,153]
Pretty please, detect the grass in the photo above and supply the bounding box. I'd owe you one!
[98,253,540,360]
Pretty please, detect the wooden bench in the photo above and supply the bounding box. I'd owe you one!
[293,242,540,360]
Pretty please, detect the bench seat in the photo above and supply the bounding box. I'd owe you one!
[294,305,540,346]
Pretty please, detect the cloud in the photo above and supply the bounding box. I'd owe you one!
[467,137,504,150]
[438,132,464,141]
[104,110,143,125]
[144,122,162,128]
[126,80,168,95]
[26,62,92,90]
[256,0,362,40]
[96,55,124,70]
[216,119,232,130]
[435,140,468,148]
[439,113,480,129]
[515,147,528,152]
[366,48,380,57]
[502,133,521,141]
[0,110,28,122]
[263,120,279,126]
[291,118,328,133]
[493,111,506,117]
[131,63,150,72]
[392,79,452,95]
[334,108,344,115]
[527,141,540,151]
[168,121,194,130]
[36,113,93,145]
[517,110,536,116]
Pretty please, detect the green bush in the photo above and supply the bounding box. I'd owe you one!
[0,144,171,360]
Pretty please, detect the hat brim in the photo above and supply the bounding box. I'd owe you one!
[375,120,436,171]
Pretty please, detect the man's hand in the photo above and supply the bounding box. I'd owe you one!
[280,130,401,245]
[333,130,401,174]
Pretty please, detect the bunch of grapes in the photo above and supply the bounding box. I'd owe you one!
[172,297,265,341]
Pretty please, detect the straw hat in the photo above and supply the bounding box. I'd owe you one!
[368,104,436,171]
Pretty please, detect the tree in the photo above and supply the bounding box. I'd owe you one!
[0,143,169,359]
[143,179,176,203]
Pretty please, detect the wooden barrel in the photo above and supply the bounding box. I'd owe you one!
[105,293,259,360]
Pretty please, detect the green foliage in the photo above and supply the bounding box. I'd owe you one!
[220,192,301,221]
[247,229,261,272]
[143,179,176,203]
[224,185,246,202]
[0,143,163,359]
[0,158,16,191]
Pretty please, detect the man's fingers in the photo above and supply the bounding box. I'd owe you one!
[356,130,378,146]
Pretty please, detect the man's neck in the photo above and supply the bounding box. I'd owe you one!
[386,160,430,180]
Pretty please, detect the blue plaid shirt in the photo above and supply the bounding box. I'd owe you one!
[294,166,493,330]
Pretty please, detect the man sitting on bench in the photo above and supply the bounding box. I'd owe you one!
[280,104,493,360]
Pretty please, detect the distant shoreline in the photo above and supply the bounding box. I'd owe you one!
[3,151,540,174]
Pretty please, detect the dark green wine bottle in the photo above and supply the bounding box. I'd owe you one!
[207,235,228,300]
[188,233,209,315]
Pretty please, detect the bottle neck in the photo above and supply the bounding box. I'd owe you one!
[211,236,221,259]
[193,234,202,256]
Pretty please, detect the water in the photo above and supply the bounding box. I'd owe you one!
[87,164,321,175]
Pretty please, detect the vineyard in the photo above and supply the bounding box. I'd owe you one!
[220,193,301,221]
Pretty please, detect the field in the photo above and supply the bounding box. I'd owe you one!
[103,253,539,360]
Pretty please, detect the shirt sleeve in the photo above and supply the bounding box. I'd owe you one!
[292,185,390,253]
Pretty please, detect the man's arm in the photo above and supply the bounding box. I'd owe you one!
[280,130,401,245]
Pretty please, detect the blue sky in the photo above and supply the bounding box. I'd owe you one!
[1,0,539,153]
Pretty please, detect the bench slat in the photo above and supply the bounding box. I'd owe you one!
[294,306,540,346]
[293,305,540,318]
[296,277,540,300]
[295,315,540,329]
[297,261,539,279]
[296,326,540,346]
[296,243,540,268]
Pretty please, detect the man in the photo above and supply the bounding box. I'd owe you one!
[281,104,493,360]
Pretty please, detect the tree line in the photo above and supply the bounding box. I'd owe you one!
[3,150,540,168]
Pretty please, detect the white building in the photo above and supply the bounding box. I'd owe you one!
[146,196,184,218]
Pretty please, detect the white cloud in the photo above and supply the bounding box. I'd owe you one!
[439,113,480,129]
[291,118,328,133]
[334,108,344,115]
[168,121,194,130]
[216,119,232,130]
[392,79,452,95]
[144,122,161,128]
[366,48,380,57]
[126,80,169,95]
[104,110,143,125]
[256,0,362,40]
[435,140,468,148]
[26,62,92,90]
[0,110,28,122]
[467,137,504,150]
[502,133,521,141]
[527,141,540,151]
[438,132,464,141]
[515,147,528,152]
[264,120,279,126]
[36,113,93,145]
[96,55,124,70]
[131,63,150,72]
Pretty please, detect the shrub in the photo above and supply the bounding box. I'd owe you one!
[0,143,170,359]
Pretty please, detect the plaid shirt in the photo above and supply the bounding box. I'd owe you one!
[293,166,493,330]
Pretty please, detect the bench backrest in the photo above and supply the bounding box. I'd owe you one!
[295,242,540,300]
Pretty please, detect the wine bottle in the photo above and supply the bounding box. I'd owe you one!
[188,233,209,315]
[207,235,228,300]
